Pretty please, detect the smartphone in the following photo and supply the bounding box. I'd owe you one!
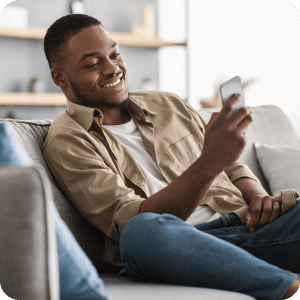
[219,76,248,132]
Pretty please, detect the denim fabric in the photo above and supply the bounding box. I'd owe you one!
[196,200,300,273]
[51,203,108,300]
[120,201,300,300]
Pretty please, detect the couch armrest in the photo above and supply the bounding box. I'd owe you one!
[0,166,59,300]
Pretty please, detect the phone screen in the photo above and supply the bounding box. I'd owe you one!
[219,76,248,132]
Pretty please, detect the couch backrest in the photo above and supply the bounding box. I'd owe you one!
[240,105,300,192]
[197,105,300,193]
[1,104,298,271]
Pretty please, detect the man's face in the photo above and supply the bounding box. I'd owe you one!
[62,25,128,110]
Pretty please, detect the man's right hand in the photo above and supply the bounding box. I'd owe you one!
[200,94,253,176]
[140,93,253,220]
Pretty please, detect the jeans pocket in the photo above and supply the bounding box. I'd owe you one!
[221,213,243,227]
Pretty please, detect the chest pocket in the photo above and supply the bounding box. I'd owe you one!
[166,132,203,172]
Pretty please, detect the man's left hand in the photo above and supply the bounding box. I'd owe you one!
[244,195,282,232]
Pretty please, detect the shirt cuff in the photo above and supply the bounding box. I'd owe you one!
[115,199,145,237]
[273,188,298,215]
[225,160,259,184]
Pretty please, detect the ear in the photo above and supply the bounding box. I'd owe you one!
[51,68,68,89]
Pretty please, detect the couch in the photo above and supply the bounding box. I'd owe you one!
[0,104,299,300]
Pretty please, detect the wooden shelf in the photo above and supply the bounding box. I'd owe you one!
[0,26,185,48]
[0,93,67,106]
[0,26,45,40]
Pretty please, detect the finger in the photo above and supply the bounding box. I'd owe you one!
[246,219,250,228]
[236,113,253,135]
[249,197,263,232]
[258,197,273,229]
[207,112,219,124]
[218,94,242,121]
[244,210,251,228]
[268,200,282,223]
[242,132,248,144]
[230,106,253,129]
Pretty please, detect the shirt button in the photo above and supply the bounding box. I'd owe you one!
[94,110,100,117]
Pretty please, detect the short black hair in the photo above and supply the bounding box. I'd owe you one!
[44,14,102,69]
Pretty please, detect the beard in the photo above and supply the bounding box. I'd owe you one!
[68,72,130,112]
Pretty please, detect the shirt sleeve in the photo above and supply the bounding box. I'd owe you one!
[43,132,145,242]
[224,160,259,183]
[272,189,297,215]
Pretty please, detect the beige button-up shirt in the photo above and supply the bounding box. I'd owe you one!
[43,91,260,267]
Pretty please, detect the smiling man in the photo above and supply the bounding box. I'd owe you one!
[48,20,130,126]
[43,14,300,299]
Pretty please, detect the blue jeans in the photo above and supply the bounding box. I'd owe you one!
[119,200,300,300]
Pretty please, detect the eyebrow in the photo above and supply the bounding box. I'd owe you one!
[77,42,119,64]
[109,41,118,50]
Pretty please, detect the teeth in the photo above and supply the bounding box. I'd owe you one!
[102,77,122,88]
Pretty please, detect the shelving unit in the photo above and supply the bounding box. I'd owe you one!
[0,6,186,106]
[0,93,66,106]
[0,26,185,105]
[0,26,185,48]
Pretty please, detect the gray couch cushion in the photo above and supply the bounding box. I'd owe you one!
[0,118,107,273]
[241,105,299,194]
[100,273,255,300]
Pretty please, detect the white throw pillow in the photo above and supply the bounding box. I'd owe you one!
[254,143,300,196]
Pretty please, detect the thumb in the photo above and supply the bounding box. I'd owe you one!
[246,218,251,228]
[245,217,251,228]
[244,211,251,228]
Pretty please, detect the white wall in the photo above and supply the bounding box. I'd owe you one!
[158,0,187,100]
[188,0,300,136]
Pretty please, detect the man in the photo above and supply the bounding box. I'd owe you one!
[43,14,300,299]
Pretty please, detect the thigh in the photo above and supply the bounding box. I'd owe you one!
[119,212,297,299]
[202,200,300,272]
[195,212,244,247]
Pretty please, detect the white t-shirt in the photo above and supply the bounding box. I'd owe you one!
[104,119,222,226]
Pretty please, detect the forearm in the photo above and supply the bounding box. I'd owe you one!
[139,157,218,221]
[233,177,269,206]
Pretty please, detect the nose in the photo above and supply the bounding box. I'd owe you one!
[102,59,119,75]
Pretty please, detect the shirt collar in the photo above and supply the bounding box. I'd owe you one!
[67,99,102,131]
[127,97,157,122]
[66,96,157,131]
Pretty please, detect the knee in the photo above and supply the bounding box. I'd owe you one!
[120,212,169,243]
[119,212,183,256]
[121,212,182,240]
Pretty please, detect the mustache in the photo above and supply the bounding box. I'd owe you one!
[98,69,127,87]
[114,70,125,78]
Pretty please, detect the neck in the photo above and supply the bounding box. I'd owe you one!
[102,108,131,125]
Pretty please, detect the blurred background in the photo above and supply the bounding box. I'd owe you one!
[0,0,300,135]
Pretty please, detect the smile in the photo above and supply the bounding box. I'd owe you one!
[100,74,123,88]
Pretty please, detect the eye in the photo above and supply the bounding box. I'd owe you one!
[86,62,98,68]
[112,53,121,59]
